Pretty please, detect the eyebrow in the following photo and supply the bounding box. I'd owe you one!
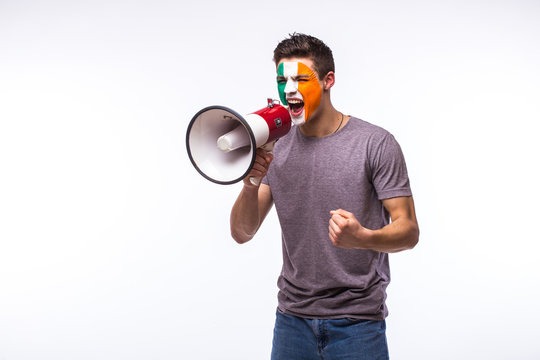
[276,75,311,80]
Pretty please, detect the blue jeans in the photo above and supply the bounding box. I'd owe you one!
[271,309,389,360]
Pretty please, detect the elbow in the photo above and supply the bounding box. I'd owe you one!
[230,218,260,245]
[231,229,253,245]
[407,223,420,250]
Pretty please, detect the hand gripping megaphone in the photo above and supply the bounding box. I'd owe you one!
[186,99,291,185]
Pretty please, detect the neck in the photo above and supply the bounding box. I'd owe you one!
[298,101,347,138]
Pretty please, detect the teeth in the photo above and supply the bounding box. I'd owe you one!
[287,99,303,105]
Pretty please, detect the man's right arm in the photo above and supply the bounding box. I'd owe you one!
[230,149,274,244]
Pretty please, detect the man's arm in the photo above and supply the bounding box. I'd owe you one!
[230,149,274,244]
[328,196,419,253]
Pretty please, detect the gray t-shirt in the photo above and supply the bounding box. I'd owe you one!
[262,117,412,320]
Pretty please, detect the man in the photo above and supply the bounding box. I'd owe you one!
[230,33,419,360]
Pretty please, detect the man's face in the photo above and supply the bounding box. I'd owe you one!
[277,60,322,126]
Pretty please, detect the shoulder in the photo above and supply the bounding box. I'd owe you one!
[344,117,396,144]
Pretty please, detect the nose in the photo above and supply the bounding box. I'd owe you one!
[284,78,297,95]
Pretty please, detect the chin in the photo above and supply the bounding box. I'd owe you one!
[292,118,305,126]
[291,112,306,126]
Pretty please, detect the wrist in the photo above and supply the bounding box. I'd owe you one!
[356,227,376,250]
[242,181,260,192]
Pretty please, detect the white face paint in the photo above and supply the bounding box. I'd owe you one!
[282,62,305,126]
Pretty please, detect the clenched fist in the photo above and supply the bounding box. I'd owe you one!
[329,209,373,249]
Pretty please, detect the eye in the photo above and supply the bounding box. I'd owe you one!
[295,76,310,82]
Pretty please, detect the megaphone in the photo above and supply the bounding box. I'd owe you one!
[186,99,291,185]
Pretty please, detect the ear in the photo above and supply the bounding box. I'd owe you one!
[323,71,335,91]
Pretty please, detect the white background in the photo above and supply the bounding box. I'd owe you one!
[1,0,539,359]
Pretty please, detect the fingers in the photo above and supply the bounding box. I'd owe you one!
[328,228,337,243]
[329,210,350,228]
[328,218,341,239]
[244,149,273,186]
[328,212,344,241]
[251,150,273,175]
[330,209,352,218]
[329,217,344,246]
[260,148,274,164]
[328,209,354,246]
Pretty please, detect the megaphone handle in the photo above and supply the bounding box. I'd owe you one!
[249,176,262,186]
[249,141,276,186]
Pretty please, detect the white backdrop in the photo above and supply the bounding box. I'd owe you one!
[1,0,539,359]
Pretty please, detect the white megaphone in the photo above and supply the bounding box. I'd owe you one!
[186,99,292,185]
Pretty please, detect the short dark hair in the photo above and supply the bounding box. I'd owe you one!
[273,33,335,79]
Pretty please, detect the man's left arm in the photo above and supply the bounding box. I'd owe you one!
[328,196,419,253]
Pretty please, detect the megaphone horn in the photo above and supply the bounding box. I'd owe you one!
[186,99,291,185]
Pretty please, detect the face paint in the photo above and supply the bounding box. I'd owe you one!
[276,61,322,125]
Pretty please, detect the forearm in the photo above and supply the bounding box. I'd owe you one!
[229,149,273,244]
[230,185,264,244]
[363,217,419,253]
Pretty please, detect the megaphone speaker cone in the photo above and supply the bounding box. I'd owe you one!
[186,106,256,185]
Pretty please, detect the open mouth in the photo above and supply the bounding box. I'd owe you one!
[287,98,304,117]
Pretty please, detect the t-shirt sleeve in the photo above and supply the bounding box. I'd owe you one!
[371,133,412,200]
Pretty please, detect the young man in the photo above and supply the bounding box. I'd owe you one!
[230,33,419,360]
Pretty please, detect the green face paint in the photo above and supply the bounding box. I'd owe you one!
[277,62,288,106]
